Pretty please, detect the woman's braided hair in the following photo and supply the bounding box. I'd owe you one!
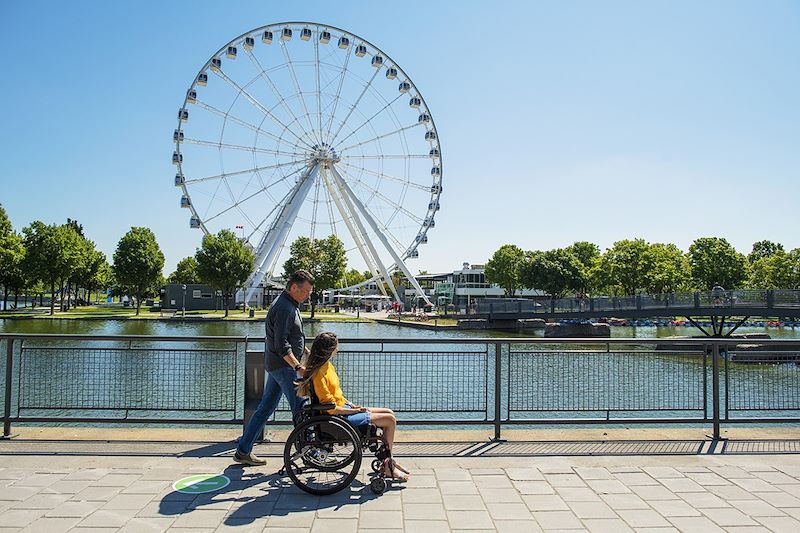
[295,331,339,397]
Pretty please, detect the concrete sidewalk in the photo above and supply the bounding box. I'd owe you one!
[3,439,800,532]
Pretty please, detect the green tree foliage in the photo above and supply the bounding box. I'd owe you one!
[564,241,599,293]
[195,229,255,317]
[167,256,200,284]
[22,221,84,314]
[748,249,800,289]
[519,249,583,299]
[643,243,691,295]
[688,237,748,290]
[0,206,25,309]
[282,235,347,317]
[748,240,785,264]
[592,239,652,296]
[344,268,367,287]
[79,249,110,304]
[485,244,525,297]
[113,227,165,315]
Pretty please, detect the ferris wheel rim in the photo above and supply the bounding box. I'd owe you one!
[174,20,442,266]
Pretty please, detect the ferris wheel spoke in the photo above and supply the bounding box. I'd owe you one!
[182,138,306,158]
[330,93,404,148]
[336,122,424,153]
[194,99,309,153]
[202,165,308,224]
[328,67,381,146]
[212,68,315,150]
[280,41,321,144]
[338,161,432,192]
[184,159,310,185]
[244,186,296,243]
[339,153,429,160]
[309,169,322,239]
[314,36,323,141]
[243,49,318,148]
[335,165,423,225]
[324,42,352,141]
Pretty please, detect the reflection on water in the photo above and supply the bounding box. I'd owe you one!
[2,318,800,340]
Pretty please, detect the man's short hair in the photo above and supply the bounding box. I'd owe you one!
[287,270,315,288]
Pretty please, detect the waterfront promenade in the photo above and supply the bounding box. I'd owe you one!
[3,429,800,532]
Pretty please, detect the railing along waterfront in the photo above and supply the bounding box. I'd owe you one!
[2,334,799,440]
[478,289,800,318]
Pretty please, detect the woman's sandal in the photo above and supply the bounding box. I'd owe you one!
[383,458,409,482]
[392,459,411,476]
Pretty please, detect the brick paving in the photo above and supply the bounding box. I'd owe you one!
[2,442,800,532]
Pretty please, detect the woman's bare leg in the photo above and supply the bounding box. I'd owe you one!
[367,408,410,476]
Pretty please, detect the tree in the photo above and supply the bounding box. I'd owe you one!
[748,250,800,289]
[748,240,785,264]
[167,256,200,284]
[485,244,525,297]
[593,239,652,296]
[79,249,110,304]
[282,235,347,317]
[344,268,367,287]
[688,237,748,290]
[22,221,84,315]
[113,227,165,315]
[564,241,600,293]
[195,229,255,317]
[643,243,691,295]
[0,206,25,310]
[519,249,583,299]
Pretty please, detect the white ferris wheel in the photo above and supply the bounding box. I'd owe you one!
[173,22,442,305]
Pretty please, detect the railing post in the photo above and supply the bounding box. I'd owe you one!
[244,348,265,441]
[589,297,594,312]
[494,342,502,441]
[636,295,642,311]
[550,299,555,314]
[694,292,700,309]
[766,290,774,309]
[3,338,13,439]
[711,341,721,440]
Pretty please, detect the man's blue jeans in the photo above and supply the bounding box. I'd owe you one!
[237,365,303,455]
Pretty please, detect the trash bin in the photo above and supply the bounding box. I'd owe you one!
[249,308,255,318]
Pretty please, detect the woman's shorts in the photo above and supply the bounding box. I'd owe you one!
[343,403,370,427]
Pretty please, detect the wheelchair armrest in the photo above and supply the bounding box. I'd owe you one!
[309,402,336,411]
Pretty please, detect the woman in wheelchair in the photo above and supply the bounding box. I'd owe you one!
[296,332,411,482]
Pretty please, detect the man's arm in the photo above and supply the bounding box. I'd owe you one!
[277,311,303,370]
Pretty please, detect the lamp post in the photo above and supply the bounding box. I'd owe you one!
[181,284,186,317]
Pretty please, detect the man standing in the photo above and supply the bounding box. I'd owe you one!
[234,270,314,466]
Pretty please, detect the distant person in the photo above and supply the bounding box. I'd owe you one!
[233,270,314,466]
[711,283,725,307]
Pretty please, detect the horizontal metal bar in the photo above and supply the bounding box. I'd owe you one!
[7,333,798,345]
[502,417,709,425]
[508,408,705,413]
[19,407,237,413]
[10,417,242,425]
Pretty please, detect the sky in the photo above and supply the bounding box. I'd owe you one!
[1,0,798,277]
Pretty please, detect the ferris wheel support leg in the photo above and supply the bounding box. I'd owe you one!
[244,164,320,303]
[329,165,432,307]
[320,171,389,299]
[323,169,399,302]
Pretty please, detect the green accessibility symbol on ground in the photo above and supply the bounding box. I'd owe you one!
[173,474,230,494]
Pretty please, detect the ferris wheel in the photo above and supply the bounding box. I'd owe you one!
[173,22,442,305]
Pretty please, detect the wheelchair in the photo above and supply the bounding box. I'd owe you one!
[282,393,394,495]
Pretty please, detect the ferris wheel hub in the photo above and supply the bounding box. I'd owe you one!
[310,142,339,167]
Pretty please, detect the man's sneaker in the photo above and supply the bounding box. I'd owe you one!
[233,450,266,466]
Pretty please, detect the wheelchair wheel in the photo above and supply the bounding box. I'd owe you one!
[370,477,386,494]
[371,458,382,473]
[283,416,363,495]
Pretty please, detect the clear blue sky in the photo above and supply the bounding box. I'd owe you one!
[1,0,798,275]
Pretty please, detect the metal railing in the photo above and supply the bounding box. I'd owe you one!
[478,289,800,318]
[2,334,799,440]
